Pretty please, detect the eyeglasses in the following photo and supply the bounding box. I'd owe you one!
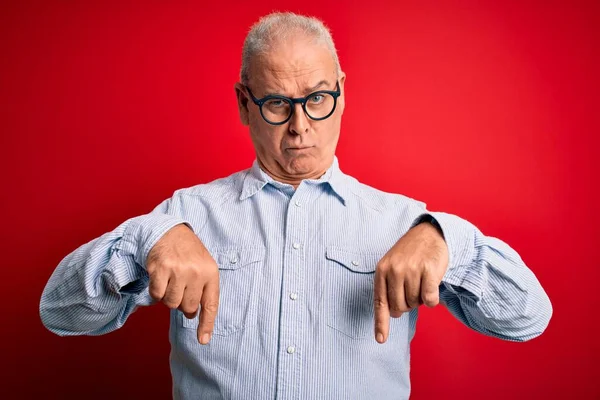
[245,81,341,125]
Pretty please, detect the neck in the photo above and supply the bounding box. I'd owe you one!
[257,158,329,189]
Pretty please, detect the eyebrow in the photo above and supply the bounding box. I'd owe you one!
[262,80,332,97]
[304,80,330,94]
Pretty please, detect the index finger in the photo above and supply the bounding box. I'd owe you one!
[197,277,219,345]
[374,266,390,344]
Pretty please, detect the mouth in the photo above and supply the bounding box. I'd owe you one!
[287,146,314,151]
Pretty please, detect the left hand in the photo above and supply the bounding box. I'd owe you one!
[373,221,449,344]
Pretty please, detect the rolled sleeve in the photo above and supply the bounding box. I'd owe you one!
[411,212,476,290]
[116,213,192,270]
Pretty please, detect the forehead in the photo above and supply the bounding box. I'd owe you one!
[249,36,337,96]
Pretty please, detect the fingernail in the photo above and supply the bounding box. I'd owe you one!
[200,333,210,345]
[376,333,384,343]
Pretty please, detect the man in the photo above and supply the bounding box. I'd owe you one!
[40,12,552,399]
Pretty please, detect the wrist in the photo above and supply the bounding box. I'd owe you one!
[414,214,444,240]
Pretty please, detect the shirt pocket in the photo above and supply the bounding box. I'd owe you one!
[182,246,265,336]
[325,246,385,339]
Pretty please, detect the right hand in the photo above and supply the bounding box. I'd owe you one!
[146,223,219,345]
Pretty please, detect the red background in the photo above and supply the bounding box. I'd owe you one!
[1,1,598,398]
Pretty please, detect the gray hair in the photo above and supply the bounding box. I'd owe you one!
[240,12,341,85]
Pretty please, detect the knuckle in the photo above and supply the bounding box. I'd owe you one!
[376,260,389,271]
[389,309,403,318]
[146,249,161,267]
[163,301,178,309]
[168,262,183,275]
[419,260,432,272]
[390,301,410,314]
[145,262,156,274]
[373,298,387,309]
[162,295,180,309]
[148,288,163,301]
[181,303,198,314]
[407,294,419,306]
[389,304,400,313]
[164,301,179,309]
[423,294,439,307]
[377,257,396,271]
[389,265,404,279]
[407,262,421,274]
[425,298,439,307]
[389,304,403,314]
[188,264,201,276]
[158,256,178,270]
[182,293,199,308]
[201,301,219,313]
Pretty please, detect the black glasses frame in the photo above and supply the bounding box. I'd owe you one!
[244,81,341,125]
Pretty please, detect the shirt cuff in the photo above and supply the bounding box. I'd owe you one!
[411,212,476,291]
[116,213,193,269]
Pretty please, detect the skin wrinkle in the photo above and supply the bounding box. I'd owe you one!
[259,77,331,98]
[235,33,346,187]
[258,69,329,96]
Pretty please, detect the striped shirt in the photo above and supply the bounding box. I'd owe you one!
[40,157,552,399]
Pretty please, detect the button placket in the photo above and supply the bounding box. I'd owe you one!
[276,189,310,399]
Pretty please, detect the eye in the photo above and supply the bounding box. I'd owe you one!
[308,94,325,104]
[266,99,287,108]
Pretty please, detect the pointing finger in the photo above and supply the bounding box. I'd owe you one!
[197,277,219,345]
[374,266,390,344]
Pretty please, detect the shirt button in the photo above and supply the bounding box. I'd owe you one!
[230,258,238,265]
[294,200,301,207]
[292,242,301,250]
[351,260,359,266]
[287,346,295,354]
[289,292,298,300]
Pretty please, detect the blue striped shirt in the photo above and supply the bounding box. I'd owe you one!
[40,157,552,399]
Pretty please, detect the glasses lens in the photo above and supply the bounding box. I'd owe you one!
[262,98,292,124]
[305,92,336,120]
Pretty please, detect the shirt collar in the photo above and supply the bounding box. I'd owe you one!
[239,156,349,205]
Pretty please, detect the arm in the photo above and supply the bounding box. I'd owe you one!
[39,197,190,336]
[425,212,553,342]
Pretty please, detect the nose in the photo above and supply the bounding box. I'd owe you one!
[288,103,310,135]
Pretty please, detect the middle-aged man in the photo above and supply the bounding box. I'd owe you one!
[40,12,552,399]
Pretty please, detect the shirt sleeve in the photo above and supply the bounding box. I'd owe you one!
[412,211,553,342]
[39,194,192,336]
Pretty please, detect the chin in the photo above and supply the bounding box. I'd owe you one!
[286,155,317,175]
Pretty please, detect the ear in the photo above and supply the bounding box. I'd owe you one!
[337,72,347,115]
[234,82,250,126]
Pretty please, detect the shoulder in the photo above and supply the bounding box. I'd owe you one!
[172,168,249,204]
[344,175,426,212]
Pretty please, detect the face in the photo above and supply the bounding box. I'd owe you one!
[235,35,346,186]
